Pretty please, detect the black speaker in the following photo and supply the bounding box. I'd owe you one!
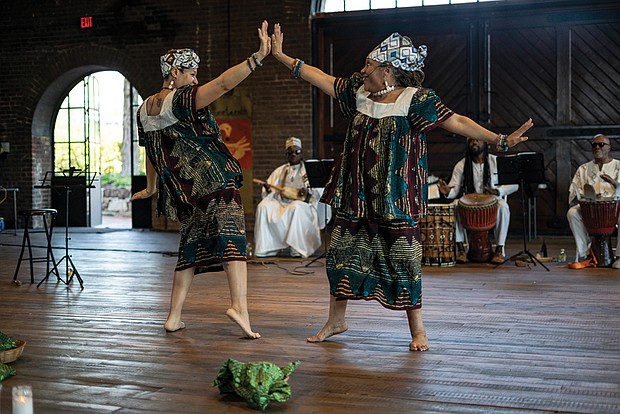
[131,175,152,229]
[51,176,87,227]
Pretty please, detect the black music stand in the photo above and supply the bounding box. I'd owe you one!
[303,159,334,266]
[37,168,95,289]
[495,152,549,271]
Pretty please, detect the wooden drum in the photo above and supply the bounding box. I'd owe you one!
[458,194,499,263]
[419,204,456,267]
[579,200,620,267]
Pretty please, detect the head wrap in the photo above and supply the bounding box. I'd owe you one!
[160,48,200,78]
[367,33,427,73]
[285,137,302,149]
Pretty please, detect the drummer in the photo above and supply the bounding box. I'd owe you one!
[567,134,620,269]
[438,138,518,264]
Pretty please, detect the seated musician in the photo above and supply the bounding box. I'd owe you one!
[438,138,518,264]
[567,134,620,269]
[254,137,325,258]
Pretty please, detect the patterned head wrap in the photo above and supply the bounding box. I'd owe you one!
[160,48,200,78]
[367,33,427,73]
[285,137,302,149]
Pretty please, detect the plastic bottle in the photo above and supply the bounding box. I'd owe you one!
[558,249,566,262]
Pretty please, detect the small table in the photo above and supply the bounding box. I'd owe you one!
[1,187,19,235]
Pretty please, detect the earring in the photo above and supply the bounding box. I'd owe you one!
[168,79,175,90]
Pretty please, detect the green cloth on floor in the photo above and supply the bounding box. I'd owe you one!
[0,362,16,381]
[0,331,16,351]
[213,359,300,411]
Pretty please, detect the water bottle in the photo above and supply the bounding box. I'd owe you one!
[558,249,567,262]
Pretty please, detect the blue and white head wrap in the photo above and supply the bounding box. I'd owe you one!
[160,48,200,78]
[367,33,427,73]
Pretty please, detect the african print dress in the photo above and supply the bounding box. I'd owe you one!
[138,85,247,273]
[321,72,453,310]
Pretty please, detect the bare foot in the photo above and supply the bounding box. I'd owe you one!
[164,321,186,332]
[226,308,260,339]
[409,332,429,351]
[307,322,348,343]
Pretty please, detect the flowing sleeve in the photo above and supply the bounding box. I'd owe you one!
[171,84,199,121]
[333,72,364,120]
[408,88,454,132]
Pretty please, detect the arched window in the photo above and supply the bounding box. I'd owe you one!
[318,0,501,13]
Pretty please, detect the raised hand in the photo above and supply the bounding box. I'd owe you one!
[507,118,534,148]
[271,23,284,61]
[256,20,271,61]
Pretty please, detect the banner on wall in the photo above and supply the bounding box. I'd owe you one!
[211,88,254,214]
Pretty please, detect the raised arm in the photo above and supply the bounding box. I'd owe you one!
[271,23,337,98]
[194,20,271,109]
[442,114,533,150]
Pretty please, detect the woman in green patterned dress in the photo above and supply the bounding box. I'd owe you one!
[131,21,271,339]
[272,25,533,351]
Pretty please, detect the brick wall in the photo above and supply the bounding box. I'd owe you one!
[0,0,313,231]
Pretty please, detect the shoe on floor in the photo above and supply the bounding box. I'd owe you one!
[612,257,620,269]
[568,255,596,269]
[491,251,505,264]
[290,248,302,258]
[456,251,468,264]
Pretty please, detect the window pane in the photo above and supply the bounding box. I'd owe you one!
[345,0,370,11]
[68,83,84,107]
[324,0,345,12]
[422,0,450,5]
[397,0,423,6]
[372,0,395,9]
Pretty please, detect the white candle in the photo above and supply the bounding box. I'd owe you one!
[12,385,33,414]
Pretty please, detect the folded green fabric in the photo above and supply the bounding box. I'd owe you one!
[0,331,16,351]
[213,359,300,411]
[0,362,16,381]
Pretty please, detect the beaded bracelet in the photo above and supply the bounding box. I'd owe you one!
[495,133,509,152]
[246,57,255,72]
[252,53,263,67]
[291,58,304,78]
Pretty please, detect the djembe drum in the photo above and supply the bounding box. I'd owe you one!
[457,194,499,262]
[579,199,620,267]
[419,203,456,267]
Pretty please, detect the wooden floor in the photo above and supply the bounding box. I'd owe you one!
[0,228,619,413]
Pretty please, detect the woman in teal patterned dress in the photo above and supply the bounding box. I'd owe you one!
[131,21,271,339]
[272,25,533,351]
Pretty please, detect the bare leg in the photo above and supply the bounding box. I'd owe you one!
[164,267,195,332]
[407,308,429,351]
[224,261,260,339]
[307,295,349,342]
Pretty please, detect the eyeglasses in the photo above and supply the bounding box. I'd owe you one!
[286,149,302,155]
[591,142,609,148]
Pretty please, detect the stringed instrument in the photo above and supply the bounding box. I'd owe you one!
[253,178,309,202]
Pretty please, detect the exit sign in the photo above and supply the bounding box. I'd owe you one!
[80,16,93,29]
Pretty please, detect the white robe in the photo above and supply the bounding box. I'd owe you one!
[566,159,620,259]
[254,162,329,258]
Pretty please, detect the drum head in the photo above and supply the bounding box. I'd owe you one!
[458,193,497,207]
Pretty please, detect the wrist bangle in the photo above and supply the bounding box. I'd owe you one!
[252,53,263,67]
[495,133,508,152]
[291,58,304,79]
[246,57,255,72]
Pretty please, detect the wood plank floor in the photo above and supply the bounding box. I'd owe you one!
[0,228,619,413]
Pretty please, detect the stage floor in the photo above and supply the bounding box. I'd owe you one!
[0,229,619,413]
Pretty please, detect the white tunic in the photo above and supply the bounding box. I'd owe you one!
[445,154,519,247]
[254,162,330,258]
[567,159,620,259]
